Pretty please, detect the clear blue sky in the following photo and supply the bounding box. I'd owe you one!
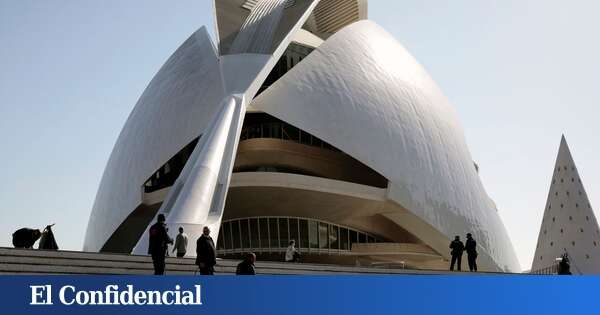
[1,0,599,271]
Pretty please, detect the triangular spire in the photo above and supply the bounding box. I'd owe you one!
[531,136,600,274]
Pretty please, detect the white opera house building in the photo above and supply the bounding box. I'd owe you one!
[83,0,521,272]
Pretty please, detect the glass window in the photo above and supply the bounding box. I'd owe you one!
[282,124,299,142]
[359,233,366,244]
[309,221,319,249]
[264,123,281,139]
[223,221,232,250]
[241,219,250,249]
[232,221,241,249]
[247,125,261,139]
[340,228,349,250]
[289,218,299,246]
[368,235,375,243]
[350,230,358,249]
[319,223,328,249]
[269,218,279,248]
[250,218,259,248]
[259,218,269,249]
[300,130,312,146]
[240,128,249,141]
[299,219,309,249]
[312,138,323,148]
[279,218,289,248]
[329,225,339,250]
[217,226,224,250]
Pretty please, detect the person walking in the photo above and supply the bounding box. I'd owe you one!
[285,240,300,262]
[196,226,216,275]
[172,227,188,258]
[236,253,256,275]
[148,214,173,275]
[449,235,464,271]
[464,233,478,272]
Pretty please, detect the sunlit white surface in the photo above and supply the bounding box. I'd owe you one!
[252,20,520,271]
[84,1,520,272]
[83,27,226,252]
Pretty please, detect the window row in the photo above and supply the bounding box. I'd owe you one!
[239,122,341,152]
[216,217,385,252]
[556,166,577,172]
[143,137,200,193]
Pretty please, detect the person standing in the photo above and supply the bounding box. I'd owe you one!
[558,253,572,275]
[196,226,216,275]
[449,235,464,271]
[148,214,173,275]
[464,233,478,272]
[285,240,300,262]
[172,227,188,258]
[236,252,256,275]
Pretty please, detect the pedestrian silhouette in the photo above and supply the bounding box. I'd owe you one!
[236,252,256,275]
[172,226,188,258]
[285,240,300,262]
[148,214,173,275]
[558,253,572,275]
[449,235,464,271]
[38,224,59,250]
[196,226,216,275]
[464,233,477,272]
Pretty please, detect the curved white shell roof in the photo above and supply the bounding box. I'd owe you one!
[84,4,519,272]
[83,27,227,252]
[251,20,520,271]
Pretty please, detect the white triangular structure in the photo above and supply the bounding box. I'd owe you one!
[532,136,600,274]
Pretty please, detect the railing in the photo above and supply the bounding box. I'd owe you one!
[239,122,341,153]
[530,262,559,275]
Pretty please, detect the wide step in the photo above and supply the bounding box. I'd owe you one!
[0,247,462,275]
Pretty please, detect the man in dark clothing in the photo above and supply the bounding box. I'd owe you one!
[196,226,216,275]
[236,253,256,275]
[558,253,572,275]
[148,214,173,275]
[38,224,59,250]
[464,233,478,272]
[12,228,42,248]
[449,235,464,271]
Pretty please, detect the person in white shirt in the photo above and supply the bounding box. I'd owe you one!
[173,227,188,258]
[285,240,300,262]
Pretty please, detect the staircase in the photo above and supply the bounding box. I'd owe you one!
[0,247,465,275]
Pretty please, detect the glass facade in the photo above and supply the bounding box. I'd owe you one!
[258,43,315,95]
[239,119,341,153]
[235,112,389,189]
[318,222,328,249]
[250,218,259,248]
[216,216,386,255]
[143,137,200,193]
